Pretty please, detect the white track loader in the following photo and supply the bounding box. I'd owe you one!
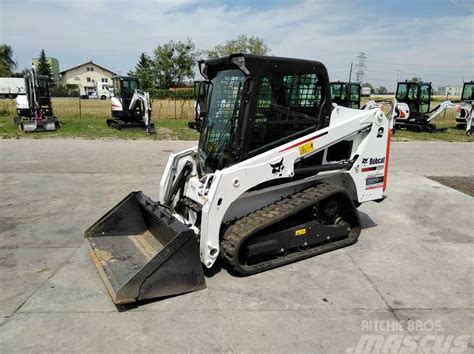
[107,76,154,134]
[85,54,393,305]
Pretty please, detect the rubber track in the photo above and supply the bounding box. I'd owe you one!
[221,182,360,275]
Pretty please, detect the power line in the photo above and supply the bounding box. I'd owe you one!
[354,52,367,83]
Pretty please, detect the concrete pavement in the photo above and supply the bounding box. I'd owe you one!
[0,139,472,352]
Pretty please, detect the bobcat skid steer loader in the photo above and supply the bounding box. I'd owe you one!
[85,54,393,305]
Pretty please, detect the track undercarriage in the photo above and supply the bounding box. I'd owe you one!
[106,118,154,134]
[222,183,361,275]
[395,118,445,133]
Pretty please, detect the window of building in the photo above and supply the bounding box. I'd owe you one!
[74,76,80,81]
[87,67,94,72]
[101,78,108,83]
[87,77,91,82]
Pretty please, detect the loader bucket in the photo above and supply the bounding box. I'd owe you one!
[84,192,206,304]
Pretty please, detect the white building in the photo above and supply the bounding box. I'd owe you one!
[437,85,462,97]
[60,61,116,95]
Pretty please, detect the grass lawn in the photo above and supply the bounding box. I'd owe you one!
[0,98,198,140]
[0,115,198,140]
[0,96,471,142]
[369,96,472,142]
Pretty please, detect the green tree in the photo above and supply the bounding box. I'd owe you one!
[132,52,154,91]
[408,77,422,83]
[206,34,270,58]
[36,49,54,85]
[361,82,374,90]
[136,52,152,71]
[153,39,197,89]
[376,86,388,94]
[0,44,17,77]
[11,70,26,78]
[51,84,79,97]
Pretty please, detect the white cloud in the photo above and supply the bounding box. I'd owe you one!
[1,0,472,89]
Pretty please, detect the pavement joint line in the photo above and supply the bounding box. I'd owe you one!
[0,171,160,175]
[0,245,83,329]
[14,308,474,315]
[344,248,404,323]
[0,247,80,250]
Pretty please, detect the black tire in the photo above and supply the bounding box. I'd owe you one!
[100,95,106,100]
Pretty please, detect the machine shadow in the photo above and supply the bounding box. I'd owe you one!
[358,210,378,230]
[115,213,378,312]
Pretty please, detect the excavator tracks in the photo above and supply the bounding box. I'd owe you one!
[221,182,361,275]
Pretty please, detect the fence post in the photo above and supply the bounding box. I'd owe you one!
[174,98,177,119]
[78,94,82,118]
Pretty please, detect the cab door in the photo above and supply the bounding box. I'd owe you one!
[419,83,431,114]
[349,83,360,109]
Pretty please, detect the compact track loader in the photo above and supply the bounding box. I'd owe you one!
[107,76,154,134]
[14,67,61,132]
[392,81,455,132]
[85,54,393,305]
[330,81,361,109]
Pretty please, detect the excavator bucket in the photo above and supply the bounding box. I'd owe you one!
[84,192,206,304]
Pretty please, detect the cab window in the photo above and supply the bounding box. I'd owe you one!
[249,72,324,154]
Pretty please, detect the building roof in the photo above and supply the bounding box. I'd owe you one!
[60,60,116,75]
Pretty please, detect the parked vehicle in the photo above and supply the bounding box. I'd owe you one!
[107,76,153,134]
[361,87,371,97]
[89,82,113,100]
[0,78,26,98]
[85,54,393,305]
[14,67,61,132]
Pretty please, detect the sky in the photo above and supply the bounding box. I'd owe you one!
[0,0,472,90]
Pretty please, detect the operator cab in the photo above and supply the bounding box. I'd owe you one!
[193,54,332,175]
[396,81,432,118]
[112,76,143,119]
[461,81,474,101]
[20,73,53,117]
[330,82,360,109]
[113,76,139,100]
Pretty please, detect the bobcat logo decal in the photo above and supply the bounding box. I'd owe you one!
[270,158,284,174]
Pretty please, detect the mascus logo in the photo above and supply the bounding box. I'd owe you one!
[370,157,385,165]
